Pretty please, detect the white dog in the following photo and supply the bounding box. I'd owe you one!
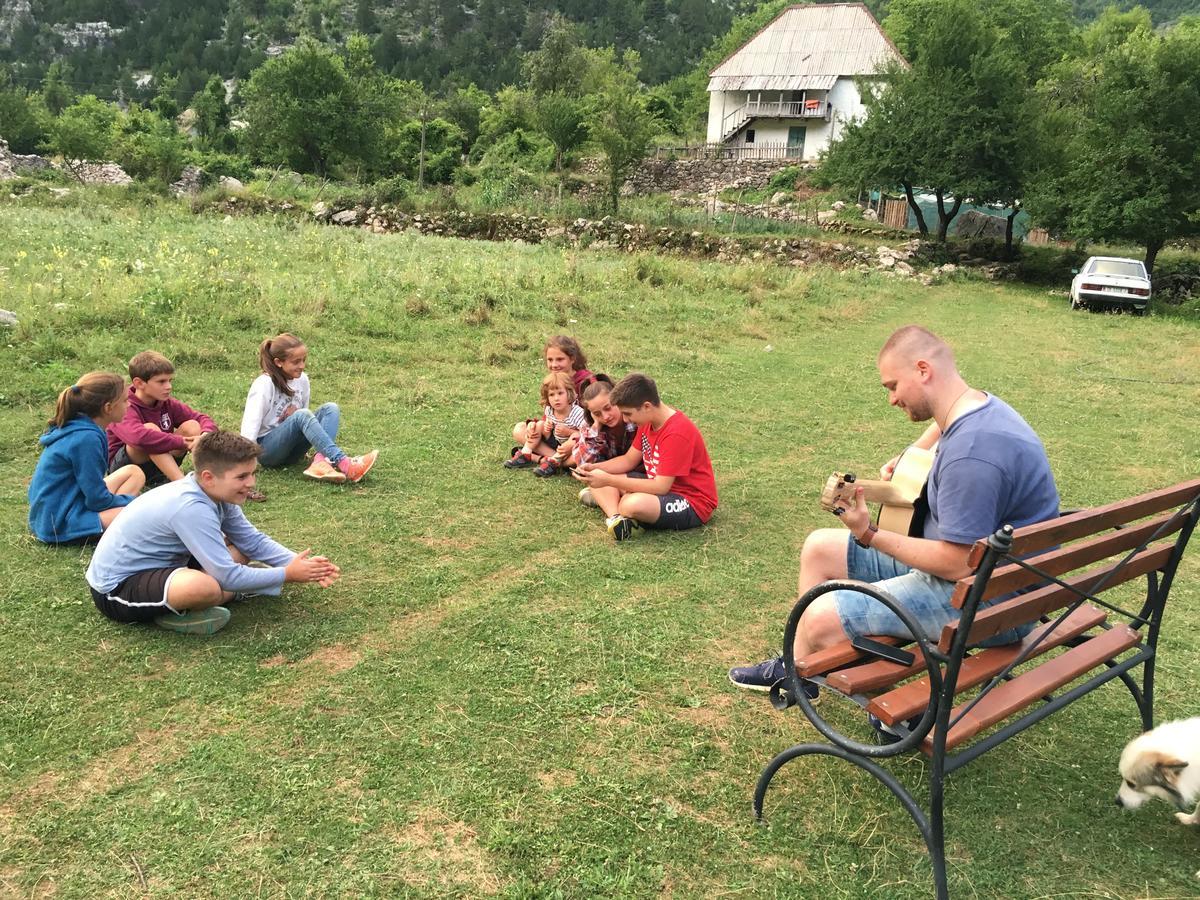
[1115,718,1200,828]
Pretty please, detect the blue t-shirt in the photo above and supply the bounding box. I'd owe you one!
[924,395,1059,545]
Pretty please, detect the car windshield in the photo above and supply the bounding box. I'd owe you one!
[1089,260,1145,278]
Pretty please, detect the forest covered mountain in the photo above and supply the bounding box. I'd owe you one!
[1,0,1197,104]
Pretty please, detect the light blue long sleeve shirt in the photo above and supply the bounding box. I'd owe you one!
[86,474,294,595]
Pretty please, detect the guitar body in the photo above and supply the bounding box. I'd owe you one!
[820,446,935,537]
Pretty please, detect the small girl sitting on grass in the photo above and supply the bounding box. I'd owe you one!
[28,372,145,545]
[508,335,595,462]
[240,333,378,486]
[505,371,587,476]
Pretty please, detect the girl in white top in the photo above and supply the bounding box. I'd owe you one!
[240,333,378,486]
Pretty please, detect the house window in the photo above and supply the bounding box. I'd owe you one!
[745,129,755,144]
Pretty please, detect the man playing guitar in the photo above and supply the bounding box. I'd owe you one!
[729,325,1060,704]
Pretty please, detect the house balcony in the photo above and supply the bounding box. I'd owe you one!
[745,99,831,120]
[720,99,831,142]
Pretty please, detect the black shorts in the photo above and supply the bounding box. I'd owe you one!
[646,493,705,531]
[89,558,201,623]
[108,446,169,488]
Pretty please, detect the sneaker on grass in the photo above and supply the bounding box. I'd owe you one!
[605,514,642,542]
[728,656,820,701]
[303,457,347,483]
[532,457,561,478]
[578,487,598,508]
[338,449,379,483]
[503,450,534,469]
[155,606,231,635]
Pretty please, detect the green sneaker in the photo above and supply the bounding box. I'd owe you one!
[154,606,232,635]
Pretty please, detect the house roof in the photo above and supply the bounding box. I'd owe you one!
[707,3,906,93]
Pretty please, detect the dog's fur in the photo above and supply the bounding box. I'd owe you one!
[1115,718,1200,827]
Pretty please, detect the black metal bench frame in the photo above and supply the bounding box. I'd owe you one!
[752,479,1200,899]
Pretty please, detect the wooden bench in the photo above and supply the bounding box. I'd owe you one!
[752,478,1200,900]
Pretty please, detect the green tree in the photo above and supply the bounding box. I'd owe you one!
[111,104,188,185]
[1026,13,1200,272]
[535,91,587,197]
[240,39,371,176]
[190,75,231,149]
[442,83,490,157]
[585,49,660,213]
[522,14,591,96]
[355,0,377,34]
[387,117,464,184]
[0,78,49,155]
[823,0,1070,243]
[44,95,117,182]
[41,61,76,116]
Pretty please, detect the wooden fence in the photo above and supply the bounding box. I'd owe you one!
[653,142,806,161]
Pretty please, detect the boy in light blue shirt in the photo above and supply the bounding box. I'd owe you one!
[86,430,340,634]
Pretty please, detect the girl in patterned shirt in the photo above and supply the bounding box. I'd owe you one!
[505,371,586,476]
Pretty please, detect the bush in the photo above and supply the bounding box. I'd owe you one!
[1152,256,1200,305]
[362,175,413,206]
[185,150,254,182]
[764,165,804,195]
[1015,244,1088,285]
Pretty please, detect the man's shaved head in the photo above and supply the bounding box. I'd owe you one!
[878,325,956,369]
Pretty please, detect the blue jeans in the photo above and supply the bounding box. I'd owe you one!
[258,403,343,467]
[831,535,1031,646]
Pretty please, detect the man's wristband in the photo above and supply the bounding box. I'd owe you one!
[855,523,879,549]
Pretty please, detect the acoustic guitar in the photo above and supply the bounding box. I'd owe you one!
[819,445,935,536]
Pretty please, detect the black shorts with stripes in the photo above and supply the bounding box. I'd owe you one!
[89,558,202,623]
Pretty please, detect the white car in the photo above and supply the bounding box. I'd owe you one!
[1070,256,1151,314]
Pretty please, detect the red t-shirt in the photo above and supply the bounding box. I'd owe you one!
[636,410,718,522]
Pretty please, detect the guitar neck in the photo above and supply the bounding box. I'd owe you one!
[852,478,919,508]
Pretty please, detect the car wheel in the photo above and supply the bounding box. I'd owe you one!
[1132,305,1147,317]
[1070,293,1082,310]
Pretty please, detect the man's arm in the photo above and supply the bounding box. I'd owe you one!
[840,488,972,580]
[880,422,942,480]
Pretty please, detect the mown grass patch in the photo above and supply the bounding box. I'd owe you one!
[1,200,1198,897]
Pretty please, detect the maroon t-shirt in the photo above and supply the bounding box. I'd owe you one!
[636,410,717,522]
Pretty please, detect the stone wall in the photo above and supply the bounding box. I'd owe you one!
[574,155,809,198]
[0,138,50,179]
[625,157,810,195]
[0,138,131,185]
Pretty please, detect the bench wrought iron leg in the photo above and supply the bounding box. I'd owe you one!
[930,760,949,900]
[754,743,945,897]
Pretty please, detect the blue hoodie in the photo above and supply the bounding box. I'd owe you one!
[28,414,134,544]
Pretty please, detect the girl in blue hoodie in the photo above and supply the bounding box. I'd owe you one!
[28,372,146,545]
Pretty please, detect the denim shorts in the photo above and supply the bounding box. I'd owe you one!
[832,536,1030,646]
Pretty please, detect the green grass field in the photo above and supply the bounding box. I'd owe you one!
[2,198,1198,898]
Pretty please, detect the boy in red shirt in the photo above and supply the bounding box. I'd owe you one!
[572,373,717,541]
[107,351,217,487]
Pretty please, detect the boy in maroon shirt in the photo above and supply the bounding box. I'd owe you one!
[572,373,717,541]
[107,351,217,486]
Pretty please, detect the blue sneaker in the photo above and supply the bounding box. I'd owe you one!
[728,656,819,701]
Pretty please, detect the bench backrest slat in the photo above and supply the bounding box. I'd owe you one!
[951,511,1185,609]
[971,479,1200,563]
[938,541,1174,652]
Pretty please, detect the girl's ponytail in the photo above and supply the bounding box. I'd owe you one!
[50,372,125,428]
[259,333,304,398]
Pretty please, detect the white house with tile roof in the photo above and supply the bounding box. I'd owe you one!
[706,3,906,160]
